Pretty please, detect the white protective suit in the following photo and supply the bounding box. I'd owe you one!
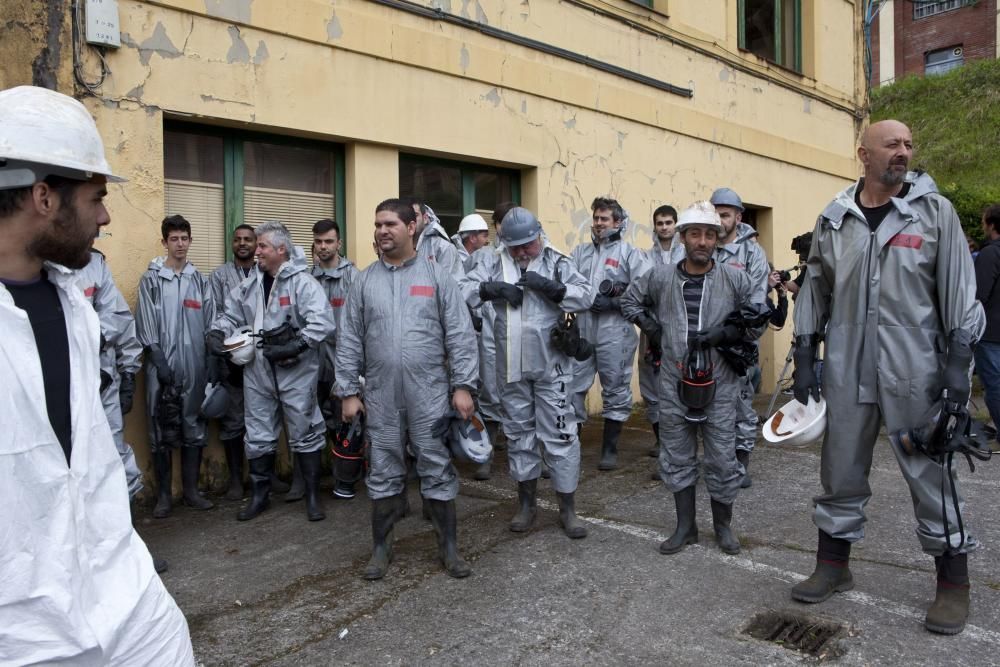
[209,260,254,441]
[77,249,143,498]
[622,261,762,504]
[335,255,479,501]
[135,258,214,451]
[638,239,675,425]
[0,264,194,665]
[570,230,651,422]
[462,241,591,492]
[794,171,985,555]
[213,246,336,459]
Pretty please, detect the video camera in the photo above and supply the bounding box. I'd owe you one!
[776,231,814,282]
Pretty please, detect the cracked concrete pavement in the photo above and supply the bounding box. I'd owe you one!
[138,395,1000,665]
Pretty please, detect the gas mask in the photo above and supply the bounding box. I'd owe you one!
[678,340,715,423]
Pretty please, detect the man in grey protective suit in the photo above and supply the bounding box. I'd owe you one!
[790,120,985,635]
[406,197,466,277]
[209,221,336,523]
[311,217,359,499]
[638,204,678,460]
[78,244,143,499]
[570,197,651,471]
[622,201,763,556]
[136,215,215,517]
[337,199,479,580]
[208,223,259,501]
[463,207,593,539]
[669,189,769,488]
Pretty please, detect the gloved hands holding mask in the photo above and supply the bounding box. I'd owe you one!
[207,329,229,358]
[791,335,820,404]
[517,271,566,303]
[263,335,309,365]
[479,281,523,308]
[691,323,742,348]
[940,330,975,407]
[590,294,618,313]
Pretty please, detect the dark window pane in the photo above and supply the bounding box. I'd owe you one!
[244,142,332,194]
[473,171,514,213]
[163,131,223,184]
[400,157,463,234]
[744,0,776,63]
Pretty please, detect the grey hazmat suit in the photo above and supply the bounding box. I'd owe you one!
[311,258,359,403]
[417,209,466,277]
[457,239,505,423]
[793,171,985,555]
[638,240,676,425]
[77,249,143,498]
[622,261,762,504]
[570,230,651,422]
[209,260,255,440]
[462,241,591,493]
[335,255,479,501]
[136,257,214,451]
[671,222,768,452]
[213,246,335,459]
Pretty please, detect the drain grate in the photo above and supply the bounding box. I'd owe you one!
[743,610,846,659]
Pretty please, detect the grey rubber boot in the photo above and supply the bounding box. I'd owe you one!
[237,453,274,521]
[152,449,173,519]
[427,499,472,578]
[556,491,588,539]
[509,479,538,533]
[181,446,214,510]
[736,449,752,489]
[925,553,970,635]
[710,499,740,554]
[659,485,698,554]
[598,418,624,471]
[791,530,854,603]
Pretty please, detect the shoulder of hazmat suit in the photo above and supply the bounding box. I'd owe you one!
[0,263,194,665]
[311,259,358,383]
[417,218,466,277]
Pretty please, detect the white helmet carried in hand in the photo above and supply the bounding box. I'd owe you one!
[458,213,489,234]
[224,327,256,366]
[763,396,827,446]
[448,414,493,464]
[0,86,124,190]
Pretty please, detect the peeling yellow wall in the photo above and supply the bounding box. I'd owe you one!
[7,0,864,487]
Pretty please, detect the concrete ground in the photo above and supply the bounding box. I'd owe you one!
[139,395,1000,666]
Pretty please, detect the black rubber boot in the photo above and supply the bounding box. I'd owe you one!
[736,449,752,489]
[421,496,432,521]
[925,553,970,634]
[153,557,169,574]
[181,446,214,510]
[710,498,740,554]
[509,479,538,533]
[152,449,173,519]
[222,437,245,501]
[647,422,660,458]
[473,456,492,481]
[285,455,305,502]
[237,453,274,521]
[299,451,326,522]
[598,418,624,471]
[556,491,588,539]
[270,472,291,494]
[659,485,698,554]
[791,530,854,603]
[486,420,505,452]
[428,498,472,578]
[363,494,405,580]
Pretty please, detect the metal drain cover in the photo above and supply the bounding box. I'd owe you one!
[743,610,847,659]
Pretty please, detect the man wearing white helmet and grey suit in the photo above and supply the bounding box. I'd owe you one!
[0,85,194,665]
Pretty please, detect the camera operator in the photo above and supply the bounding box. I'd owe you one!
[765,264,788,329]
[790,120,985,635]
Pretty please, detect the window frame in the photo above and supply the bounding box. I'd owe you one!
[913,0,972,20]
[164,120,346,261]
[737,0,803,74]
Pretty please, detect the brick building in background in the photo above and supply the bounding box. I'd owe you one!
[871,0,998,85]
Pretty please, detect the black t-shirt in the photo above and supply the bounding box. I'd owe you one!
[3,271,73,464]
[855,180,911,231]
[262,272,275,305]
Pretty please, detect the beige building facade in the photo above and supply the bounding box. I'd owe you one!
[1,0,866,483]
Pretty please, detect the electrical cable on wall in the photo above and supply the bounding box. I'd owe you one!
[72,0,110,95]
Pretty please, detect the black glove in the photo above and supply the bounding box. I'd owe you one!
[470,310,483,333]
[119,372,136,415]
[100,370,113,394]
[148,345,174,387]
[207,330,229,358]
[431,410,459,440]
[634,314,662,345]
[262,336,309,363]
[99,331,108,352]
[517,271,566,303]
[692,323,742,348]
[792,335,820,404]
[590,294,619,313]
[941,330,975,407]
[479,281,523,307]
[206,356,224,385]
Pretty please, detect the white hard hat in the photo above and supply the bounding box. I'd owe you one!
[763,397,827,446]
[458,213,489,234]
[675,200,723,234]
[224,327,256,366]
[0,86,124,190]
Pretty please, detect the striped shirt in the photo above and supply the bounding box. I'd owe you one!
[677,263,705,335]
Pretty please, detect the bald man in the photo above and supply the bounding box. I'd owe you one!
[790,120,985,635]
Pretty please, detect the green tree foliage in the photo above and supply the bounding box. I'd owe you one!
[871,58,1000,242]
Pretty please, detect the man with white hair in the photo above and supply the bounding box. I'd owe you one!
[209,221,336,523]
